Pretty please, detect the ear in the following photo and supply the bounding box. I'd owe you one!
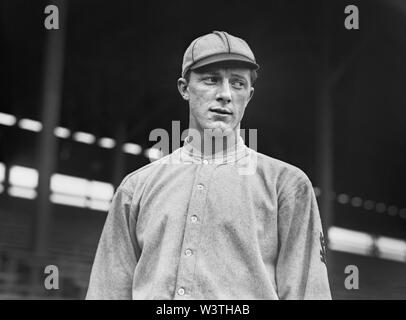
[247,86,254,103]
[177,78,189,101]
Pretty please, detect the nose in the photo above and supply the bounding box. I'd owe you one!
[216,79,232,104]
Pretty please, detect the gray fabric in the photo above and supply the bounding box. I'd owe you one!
[86,137,331,300]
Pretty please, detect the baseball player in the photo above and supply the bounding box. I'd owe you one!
[86,31,332,300]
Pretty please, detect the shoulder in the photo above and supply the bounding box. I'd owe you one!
[250,149,314,198]
[253,150,311,184]
[116,150,177,196]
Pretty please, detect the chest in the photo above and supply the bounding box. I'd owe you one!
[135,164,278,248]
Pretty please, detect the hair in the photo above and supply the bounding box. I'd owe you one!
[183,63,258,86]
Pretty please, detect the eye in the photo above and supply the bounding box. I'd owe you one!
[231,80,246,89]
[203,76,218,84]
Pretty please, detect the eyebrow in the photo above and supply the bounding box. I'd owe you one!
[199,70,221,76]
[230,73,249,81]
[198,70,248,80]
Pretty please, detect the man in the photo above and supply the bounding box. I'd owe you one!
[86,31,331,300]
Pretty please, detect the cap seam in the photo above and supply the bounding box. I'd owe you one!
[223,31,231,53]
[191,36,202,64]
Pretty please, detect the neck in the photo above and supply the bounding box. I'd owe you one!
[186,126,240,157]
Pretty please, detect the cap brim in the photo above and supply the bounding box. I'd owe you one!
[190,53,259,72]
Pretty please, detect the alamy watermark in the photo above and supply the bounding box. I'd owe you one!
[44,5,59,30]
[148,121,258,175]
[344,5,359,30]
[44,265,59,290]
[344,264,359,290]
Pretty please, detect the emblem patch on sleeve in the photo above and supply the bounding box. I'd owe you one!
[320,232,327,265]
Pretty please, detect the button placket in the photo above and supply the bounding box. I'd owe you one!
[174,164,215,298]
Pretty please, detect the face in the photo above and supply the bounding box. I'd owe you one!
[178,64,254,137]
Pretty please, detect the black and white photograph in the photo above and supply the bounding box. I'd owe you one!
[0,0,405,304]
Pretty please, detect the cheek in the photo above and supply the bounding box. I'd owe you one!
[189,96,207,118]
[233,94,250,112]
[190,89,213,109]
[190,94,203,107]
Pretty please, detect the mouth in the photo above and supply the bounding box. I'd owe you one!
[209,107,233,115]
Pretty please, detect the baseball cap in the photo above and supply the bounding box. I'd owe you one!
[181,31,259,78]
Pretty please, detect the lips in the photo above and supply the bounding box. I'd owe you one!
[209,107,233,115]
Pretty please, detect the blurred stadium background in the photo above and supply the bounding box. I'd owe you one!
[0,0,405,299]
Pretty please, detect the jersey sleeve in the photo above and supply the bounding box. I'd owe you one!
[275,176,332,300]
[86,185,138,300]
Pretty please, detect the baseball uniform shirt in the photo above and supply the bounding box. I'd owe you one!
[86,136,332,300]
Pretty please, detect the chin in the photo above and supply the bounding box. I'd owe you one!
[203,124,234,137]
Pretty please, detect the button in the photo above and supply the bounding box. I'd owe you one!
[197,184,204,190]
[190,215,198,223]
[185,249,193,256]
[202,159,209,165]
[177,288,185,296]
